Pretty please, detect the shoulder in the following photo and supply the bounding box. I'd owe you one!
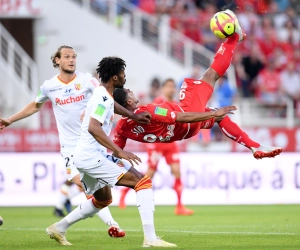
[83,72,100,87]
[41,75,57,89]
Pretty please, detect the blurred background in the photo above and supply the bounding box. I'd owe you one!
[0,0,299,207]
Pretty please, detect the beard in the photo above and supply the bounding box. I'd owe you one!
[62,67,75,74]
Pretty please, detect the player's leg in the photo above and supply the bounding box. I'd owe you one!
[118,145,160,209]
[54,180,73,217]
[179,11,244,116]
[76,171,126,237]
[146,145,161,179]
[46,183,113,246]
[216,115,282,159]
[58,155,125,239]
[200,9,245,89]
[116,167,176,247]
[46,157,126,246]
[163,144,193,216]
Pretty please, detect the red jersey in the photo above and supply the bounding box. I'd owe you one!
[113,102,213,149]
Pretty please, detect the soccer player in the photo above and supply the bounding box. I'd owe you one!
[112,10,282,160]
[46,56,176,247]
[0,45,151,238]
[119,78,194,216]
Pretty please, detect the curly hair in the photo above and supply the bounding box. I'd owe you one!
[51,45,74,68]
[113,88,128,107]
[96,57,126,83]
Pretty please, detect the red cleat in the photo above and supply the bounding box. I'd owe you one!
[108,226,126,238]
[174,206,194,216]
[251,145,283,159]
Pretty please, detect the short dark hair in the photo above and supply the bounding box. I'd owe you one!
[96,57,126,83]
[113,88,128,107]
[51,45,74,68]
[162,78,175,87]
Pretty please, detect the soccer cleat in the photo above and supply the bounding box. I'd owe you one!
[251,145,282,159]
[46,223,72,246]
[53,208,65,217]
[108,225,126,238]
[174,205,194,216]
[223,9,246,42]
[143,237,177,247]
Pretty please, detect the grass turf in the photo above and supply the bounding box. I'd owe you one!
[0,205,299,249]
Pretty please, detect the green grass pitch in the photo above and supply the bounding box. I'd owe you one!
[0,205,299,249]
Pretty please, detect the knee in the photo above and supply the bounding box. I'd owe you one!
[92,197,113,209]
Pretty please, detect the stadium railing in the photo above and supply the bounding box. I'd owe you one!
[0,23,39,128]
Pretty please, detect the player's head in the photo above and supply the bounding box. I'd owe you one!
[51,45,77,74]
[161,78,176,100]
[96,57,126,88]
[113,88,138,111]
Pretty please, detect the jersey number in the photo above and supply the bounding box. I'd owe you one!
[65,157,70,168]
[179,89,186,100]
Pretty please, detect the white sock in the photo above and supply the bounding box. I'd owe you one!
[136,189,156,241]
[56,199,100,232]
[97,206,118,227]
[55,184,70,209]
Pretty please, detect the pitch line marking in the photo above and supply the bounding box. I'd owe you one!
[1,228,298,235]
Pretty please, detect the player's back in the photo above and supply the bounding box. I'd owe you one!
[114,102,192,145]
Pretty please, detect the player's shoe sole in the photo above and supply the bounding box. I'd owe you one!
[46,223,72,246]
[108,226,126,238]
[143,237,177,247]
[174,206,194,216]
[223,9,246,41]
[251,145,283,159]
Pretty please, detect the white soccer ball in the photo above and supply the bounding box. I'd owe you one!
[0,216,3,226]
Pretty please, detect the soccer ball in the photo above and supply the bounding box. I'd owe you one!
[0,216,3,226]
[210,12,235,39]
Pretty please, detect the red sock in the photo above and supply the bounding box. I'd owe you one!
[218,116,260,149]
[211,33,239,77]
[121,187,130,196]
[173,178,183,207]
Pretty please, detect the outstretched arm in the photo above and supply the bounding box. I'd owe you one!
[114,101,151,124]
[175,106,237,123]
[0,101,44,130]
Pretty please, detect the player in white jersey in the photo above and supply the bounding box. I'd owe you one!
[46,57,176,247]
[0,45,151,238]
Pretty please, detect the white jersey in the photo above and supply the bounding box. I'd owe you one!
[74,86,114,166]
[35,72,99,153]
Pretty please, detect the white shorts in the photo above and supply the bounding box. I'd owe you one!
[76,154,131,195]
[61,153,80,182]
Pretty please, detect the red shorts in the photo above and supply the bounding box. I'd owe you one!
[179,78,213,113]
[146,142,180,170]
[179,79,215,138]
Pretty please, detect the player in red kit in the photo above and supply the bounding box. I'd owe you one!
[119,78,194,215]
[113,10,282,161]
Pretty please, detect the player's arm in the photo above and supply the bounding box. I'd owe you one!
[114,101,151,124]
[0,101,44,130]
[175,106,237,123]
[88,117,140,166]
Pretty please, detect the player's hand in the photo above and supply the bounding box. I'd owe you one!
[214,106,237,117]
[114,150,141,166]
[80,110,86,122]
[132,112,151,124]
[0,118,12,131]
